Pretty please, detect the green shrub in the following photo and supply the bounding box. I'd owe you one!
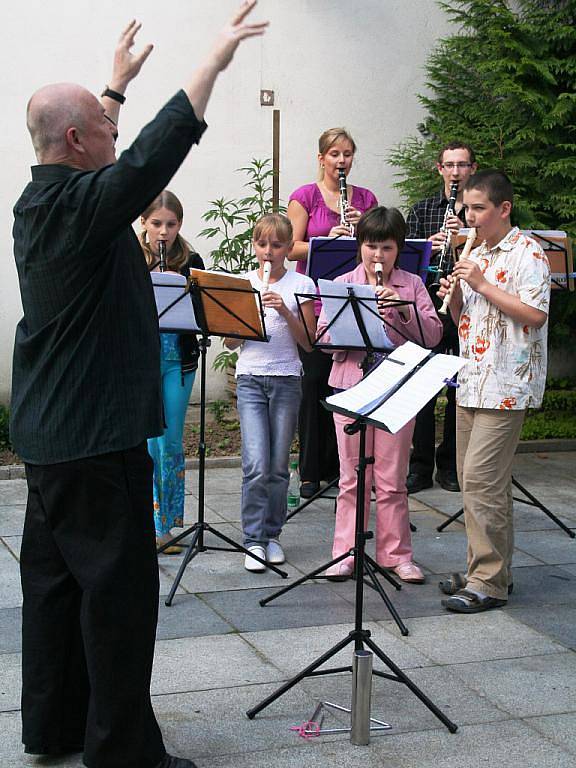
[521,412,576,440]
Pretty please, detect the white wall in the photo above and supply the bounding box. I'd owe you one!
[0,0,450,404]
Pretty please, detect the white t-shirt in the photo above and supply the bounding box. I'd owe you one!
[235,269,315,377]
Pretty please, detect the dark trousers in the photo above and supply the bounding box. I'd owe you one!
[298,347,339,483]
[21,443,165,768]
[409,320,458,479]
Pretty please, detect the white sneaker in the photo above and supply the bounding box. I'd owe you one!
[244,545,267,572]
[266,539,285,564]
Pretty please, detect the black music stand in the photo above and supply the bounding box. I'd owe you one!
[436,477,575,538]
[247,359,459,734]
[260,287,460,634]
[156,273,289,606]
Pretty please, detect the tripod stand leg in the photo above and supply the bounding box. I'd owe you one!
[363,635,458,733]
[164,526,202,607]
[285,476,340,521]
[512,478,575,538]
[246,632,355,719]
[363,559,409,636]
[203,525,288,578]
[259,552,352,607]
[436,507,464,532]
[364,554,402,591]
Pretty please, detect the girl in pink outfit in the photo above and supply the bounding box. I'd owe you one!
[317,207,442,583]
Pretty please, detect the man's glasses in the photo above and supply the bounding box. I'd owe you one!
[104,114,119,142]
[441,162,472,170]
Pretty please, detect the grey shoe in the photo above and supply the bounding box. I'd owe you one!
[266,539,285,564]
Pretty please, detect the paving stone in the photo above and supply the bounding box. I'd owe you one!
[508,605,576,651]
[0,506,26,537]
[0,543,22,609]
[506,564,576,608]
[157,594,233,640]
[200,583,358,633]
[527,712,576,757]
[514,530,576,565]
[243,622,431,676]
[0,653,21,712]
[151,634,283,696]
[0,480,28,507]
[0,608,21,654]
[203,719,575,768]
[449,652,576,718]
[152,683,332,760]
[185,467,243,495]
[183,493,230,525]
[394,612,566,665]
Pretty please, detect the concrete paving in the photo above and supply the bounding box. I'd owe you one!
[0,450,574,767]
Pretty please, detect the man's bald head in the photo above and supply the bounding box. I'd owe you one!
[26,83,103,164]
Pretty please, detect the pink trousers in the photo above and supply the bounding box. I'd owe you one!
[332,412,415,567]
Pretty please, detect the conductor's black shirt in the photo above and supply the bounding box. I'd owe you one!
[11,90,207,464]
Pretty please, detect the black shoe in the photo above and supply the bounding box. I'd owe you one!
[406,473,433,494]
[25,744,83,756]
[155,754,198,768]
[300,481,320,499]
[435,469,460,492]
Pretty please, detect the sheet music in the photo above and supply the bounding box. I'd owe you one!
[151,272,199,332]
[326,342,430,414]
[368,353,466,433]
[318,279,394,351]
[326,341,467,434]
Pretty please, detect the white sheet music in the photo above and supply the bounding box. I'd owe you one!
[317,279,394,350]
[326,341,467,434]
[151,272,199,332]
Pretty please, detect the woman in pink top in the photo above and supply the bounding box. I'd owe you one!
[317,207,442,583]
[287,128,377,498]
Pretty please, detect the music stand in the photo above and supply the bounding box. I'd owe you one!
[156,270,289,606]
[247,341,461,733]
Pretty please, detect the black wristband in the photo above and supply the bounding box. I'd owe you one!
[101,86,126,104]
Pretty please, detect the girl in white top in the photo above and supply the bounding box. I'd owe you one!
[225,213,316,571]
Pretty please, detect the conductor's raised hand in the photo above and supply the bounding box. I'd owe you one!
[110,20,153,91]
[208,0,269,72]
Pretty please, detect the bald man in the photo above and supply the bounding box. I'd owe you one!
[11,5,267,768]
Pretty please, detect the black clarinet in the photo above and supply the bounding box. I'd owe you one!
[158,240,167,273]
[338,168,354,236]
[434,181,459,283]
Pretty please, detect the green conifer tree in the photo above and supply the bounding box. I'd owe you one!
[389,0,576,236]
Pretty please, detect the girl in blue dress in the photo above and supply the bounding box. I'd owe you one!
[140,190,204,552]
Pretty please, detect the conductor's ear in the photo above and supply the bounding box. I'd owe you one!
[65,126,84,153]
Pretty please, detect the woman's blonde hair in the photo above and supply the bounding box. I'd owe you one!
[139,190,194,272]
[317,127,357,180]
[252,213,293,243]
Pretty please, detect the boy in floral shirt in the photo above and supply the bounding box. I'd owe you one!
[437,170,551,613]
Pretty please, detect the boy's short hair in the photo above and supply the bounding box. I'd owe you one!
[437,141,476,165]
[464,170,514,208]
[355,207,406,264]
[252,212,293,243]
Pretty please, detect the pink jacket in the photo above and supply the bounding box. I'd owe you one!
[317,263,443,390]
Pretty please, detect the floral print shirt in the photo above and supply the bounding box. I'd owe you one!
[457,227,550,410]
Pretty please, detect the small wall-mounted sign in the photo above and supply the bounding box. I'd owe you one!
[260,89,275,106]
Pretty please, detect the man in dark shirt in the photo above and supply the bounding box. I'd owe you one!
[405,142,477,495]
[11,4,267,768]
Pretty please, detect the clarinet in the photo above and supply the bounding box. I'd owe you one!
[158,240,167,273]
[338,168,354,236]
[434,181,459,283]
